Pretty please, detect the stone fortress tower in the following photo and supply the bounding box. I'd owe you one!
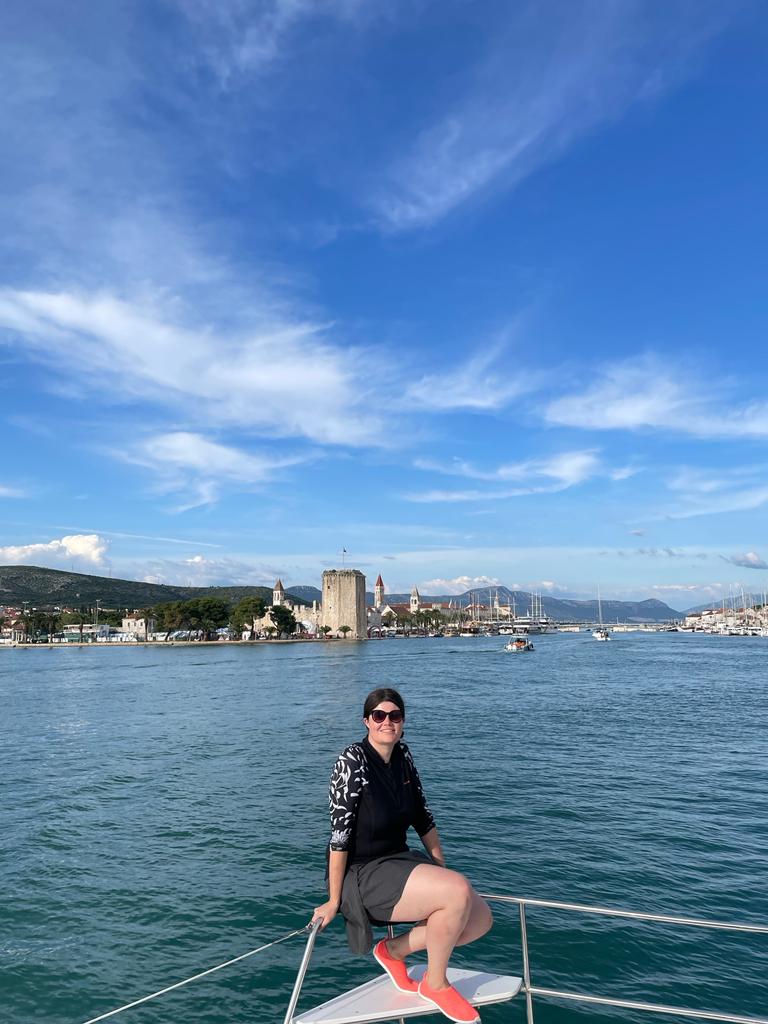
[322,569,367,639]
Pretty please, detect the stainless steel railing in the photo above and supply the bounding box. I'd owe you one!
[480,893,768,1024]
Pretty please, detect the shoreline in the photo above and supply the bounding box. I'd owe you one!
[0,637,338,649]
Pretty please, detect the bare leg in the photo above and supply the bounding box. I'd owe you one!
[385,865,493,989]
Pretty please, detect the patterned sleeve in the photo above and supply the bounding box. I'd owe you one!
[402,745,436,837]
[328,744,368,851]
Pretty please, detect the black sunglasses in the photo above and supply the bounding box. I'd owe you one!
[369,709,404,724]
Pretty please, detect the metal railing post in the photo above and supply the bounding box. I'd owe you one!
[519,901,534,1024]
[283,921,322,1024]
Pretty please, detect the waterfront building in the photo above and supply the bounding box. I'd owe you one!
[121,612,156,638]
[367,574,400,633]
[322,568,366,639]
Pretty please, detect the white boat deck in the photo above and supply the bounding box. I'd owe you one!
[293,965,522,1024]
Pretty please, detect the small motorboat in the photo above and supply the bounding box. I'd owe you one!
[504,637,534,652]
[592,628,611,641]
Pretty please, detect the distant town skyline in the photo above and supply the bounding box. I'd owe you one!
[2,1,768,608]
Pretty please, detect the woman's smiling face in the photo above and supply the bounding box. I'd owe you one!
[364,701,404,743]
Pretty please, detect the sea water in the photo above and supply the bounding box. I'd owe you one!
[3,632,767,1023]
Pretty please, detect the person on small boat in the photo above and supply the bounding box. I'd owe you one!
[311,687,492,1024]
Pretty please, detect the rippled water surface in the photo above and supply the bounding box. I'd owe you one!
[3,632,768,1023]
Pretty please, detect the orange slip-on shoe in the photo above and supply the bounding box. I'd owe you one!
[417,977,481,1023]
[372,938,419,994]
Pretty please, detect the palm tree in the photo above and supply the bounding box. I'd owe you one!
[139,607,153,642]
[319,625,332,639]
[339,625,352,639]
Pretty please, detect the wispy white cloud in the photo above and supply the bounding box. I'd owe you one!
[0,484,27,498]
[371,2,726,231]
[405,343,536,411]
[120,431,313,510]
[651,583,725,603]
[0,289,385,447]
[663,466,768,520]
[545,356,768,439]
[0,533,109,570]
[408,449,602,502]
[178,0,366,82]
[612,546,701,560]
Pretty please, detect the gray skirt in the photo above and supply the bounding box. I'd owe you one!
[340,850,433,954]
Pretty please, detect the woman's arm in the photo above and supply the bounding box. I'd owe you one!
[312,745,366,928]
[312,850,347,928]
[419,826,446,867]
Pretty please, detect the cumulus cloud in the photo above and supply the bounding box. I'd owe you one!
[722,551,768,571]
[0,533,109,570]
[528,579,570,592]
[136,553,285,587]
[418,574,502,595]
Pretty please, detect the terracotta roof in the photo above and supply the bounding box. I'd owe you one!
[375,574,384,587]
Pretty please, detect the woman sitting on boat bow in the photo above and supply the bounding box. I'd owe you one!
[312,687,493,1024]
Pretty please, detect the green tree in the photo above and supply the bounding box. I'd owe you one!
[46,611,62,642]
[338,624,352,639]
[270,604,296,637]
[232,596,266,639]
[62,609,88,642]
[30,609,51,641]
[137,607,154,641]
[319,625,332,639]
[184,597,232,640]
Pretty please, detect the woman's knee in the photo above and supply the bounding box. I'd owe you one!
[477,898,493,936]
[443,871,474,913]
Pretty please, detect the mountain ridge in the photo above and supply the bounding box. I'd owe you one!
[0,565,681,621]
[0,565,283,607]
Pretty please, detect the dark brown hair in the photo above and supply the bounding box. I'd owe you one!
[363,687,405,719]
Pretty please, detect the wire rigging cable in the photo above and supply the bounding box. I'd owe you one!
[79,924,310,1024]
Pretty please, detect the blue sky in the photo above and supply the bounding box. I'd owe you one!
[2,0,768,609]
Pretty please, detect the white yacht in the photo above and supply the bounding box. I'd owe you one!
[592,586,611,641]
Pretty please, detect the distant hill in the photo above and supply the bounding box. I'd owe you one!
[0,565,307,609]
[0,565,680,621]
[371,585,681,622]
[683,593,766,616]
[286,585,322,603]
